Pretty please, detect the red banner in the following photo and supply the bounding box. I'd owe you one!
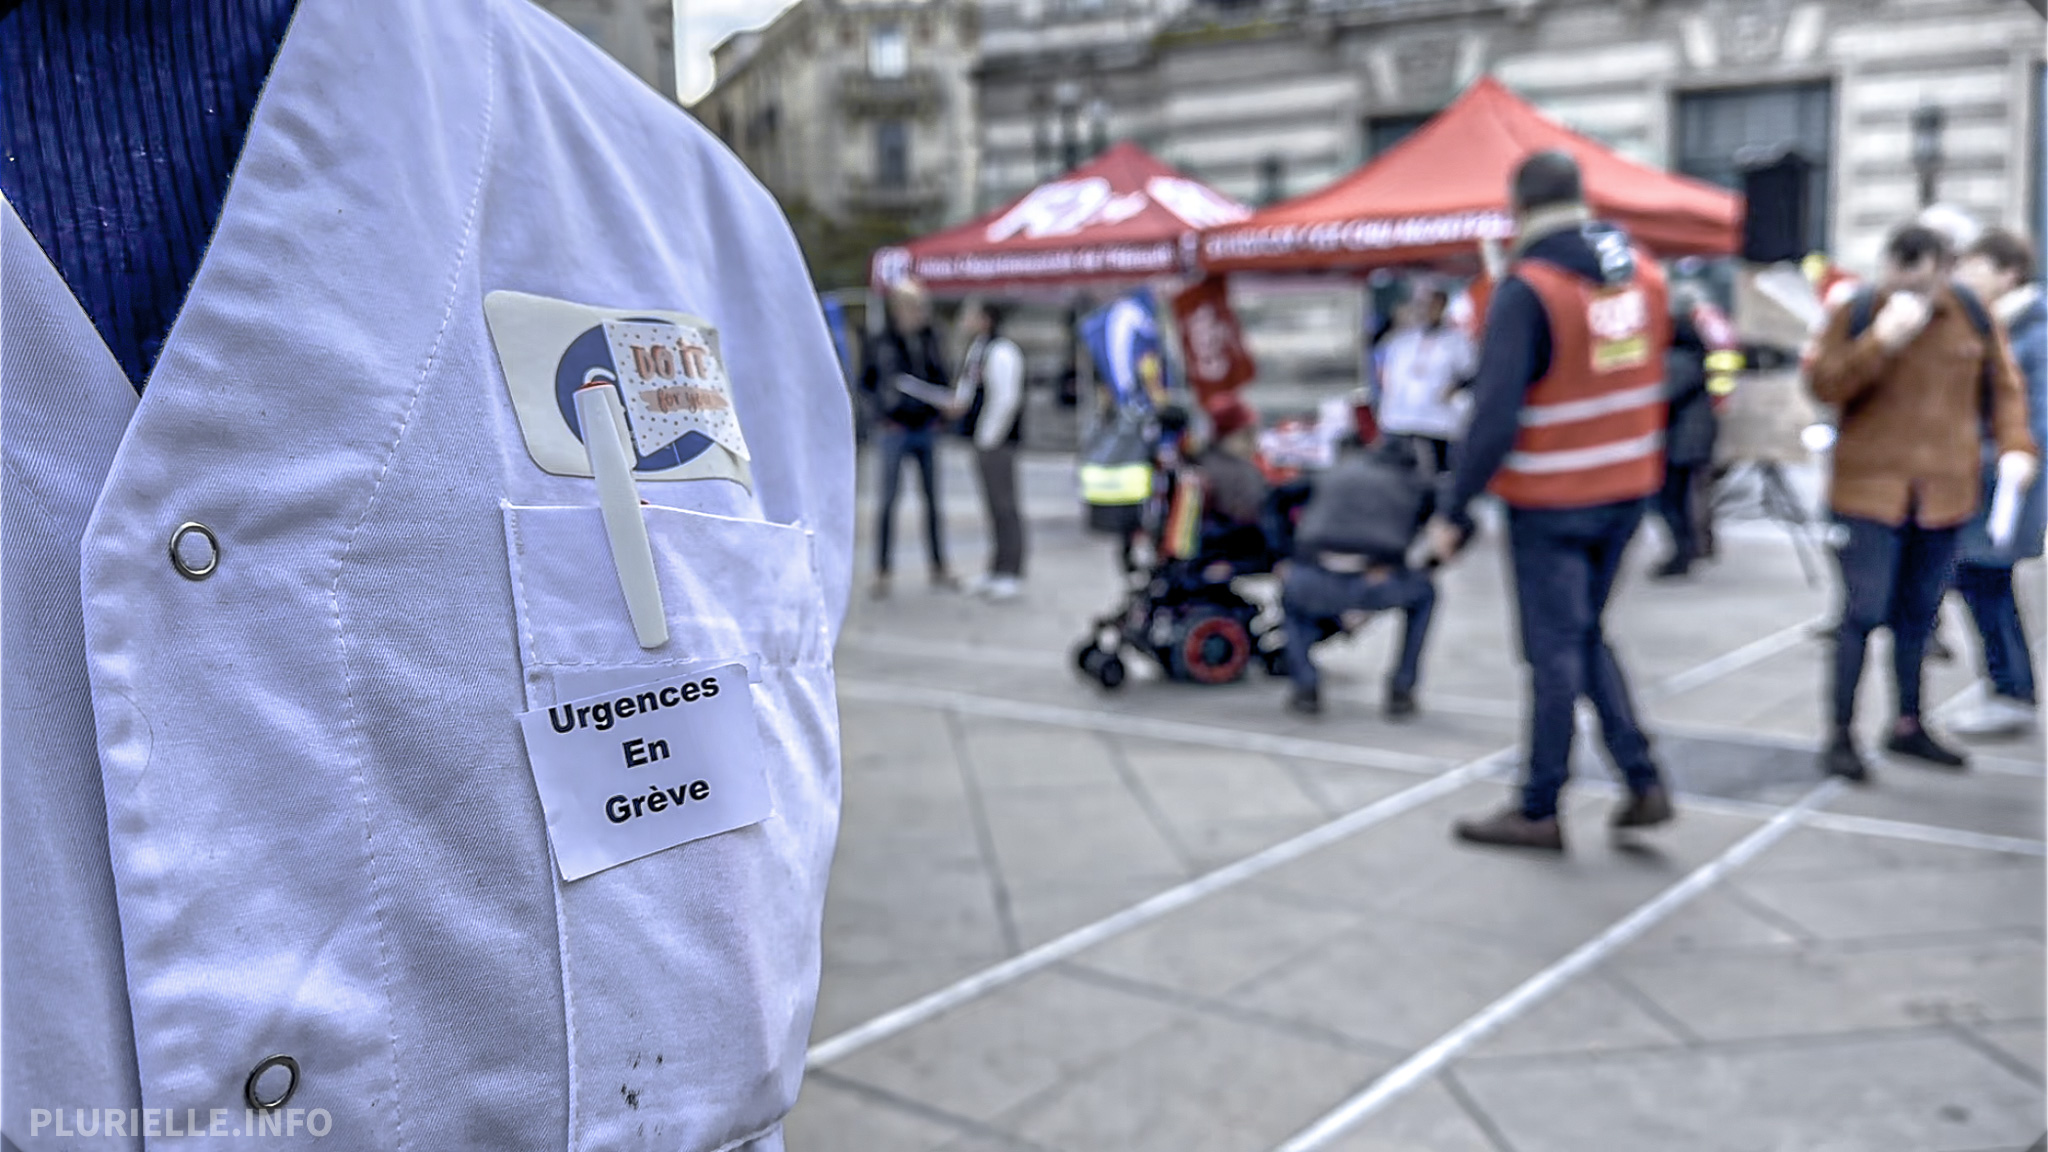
[1172,275,1257,402]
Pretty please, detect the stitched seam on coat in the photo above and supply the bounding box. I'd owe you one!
[325,7,499,1150]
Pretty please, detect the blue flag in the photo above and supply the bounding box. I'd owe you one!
[1081,292,1171,413]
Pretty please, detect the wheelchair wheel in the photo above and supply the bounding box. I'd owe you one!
[1096,654,1127,690]
[1170,610,1252,685]
[1073,641,1104,676]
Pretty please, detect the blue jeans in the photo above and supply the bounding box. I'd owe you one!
[1831,514,1959,730]
[875,423,943,575]
[1281,561,1436,696]
[1508,501,1660,820]
[1954,561,2036,705]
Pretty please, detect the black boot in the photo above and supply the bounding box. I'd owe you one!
[1384,683,1417,721]
[1821,733,1870,783]
[1885,722,1968,770]
[1286,686,1321,716]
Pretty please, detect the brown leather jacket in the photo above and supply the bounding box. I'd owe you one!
[1809,286,2037,528]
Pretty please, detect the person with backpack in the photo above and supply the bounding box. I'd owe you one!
[1807,223,2038,780]
[1949,229,2048,737]
[863,278,961,598]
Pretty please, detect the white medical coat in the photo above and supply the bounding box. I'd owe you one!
[1,1,853,1149]
[1375,325,1477,441]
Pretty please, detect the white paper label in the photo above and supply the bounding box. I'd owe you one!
[517,663,771,881]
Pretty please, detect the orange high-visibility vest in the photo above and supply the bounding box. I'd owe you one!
[1490,255,1671,508]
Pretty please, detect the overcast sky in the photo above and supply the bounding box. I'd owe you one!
[678,0,800,102]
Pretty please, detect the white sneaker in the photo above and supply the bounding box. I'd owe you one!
[1950,695,2039,739]
[964,573,995,595]
[983,576,1022,602]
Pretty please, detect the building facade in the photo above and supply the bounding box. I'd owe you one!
[979,0,2048,386]
[692,0,982,251]
[535,0,678,99]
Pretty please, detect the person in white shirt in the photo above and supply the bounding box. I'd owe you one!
[1375,283,1478,471]
[951,300,1029,599]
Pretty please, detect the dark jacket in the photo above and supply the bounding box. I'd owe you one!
[1664,308,1718,469]
[1960,287,2048,564]
[861,324,948,430]
[1294,444,1431,564]
[1441,217,1640,528]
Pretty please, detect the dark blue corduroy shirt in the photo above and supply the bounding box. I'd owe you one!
[1,0,299,391]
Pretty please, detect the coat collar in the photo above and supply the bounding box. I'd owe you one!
[137,0,493,408]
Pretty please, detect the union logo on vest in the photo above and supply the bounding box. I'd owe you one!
[484,290,753,489]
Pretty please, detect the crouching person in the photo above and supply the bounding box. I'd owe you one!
[1282,439,1437,718]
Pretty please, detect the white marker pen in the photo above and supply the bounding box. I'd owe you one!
[575,383,669,649]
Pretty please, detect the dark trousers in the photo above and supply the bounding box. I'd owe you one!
[1655,463,1709,563]
[876,424,943,574]
[974,443,1027,578]
[1281,561,1436,696]
[1508,501,1660,820]
[1954,561,2036,705]
[1832,515,1960,730]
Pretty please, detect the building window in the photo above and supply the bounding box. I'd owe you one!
[1258,155,1286,206]
[1675,81,1833,252]
[877,121,910,189]
[1364,112,1435,159]
[869,25,907,79]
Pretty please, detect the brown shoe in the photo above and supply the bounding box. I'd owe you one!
[1453,808,1564,852]
[1611,785,1675,830]
[930,568,962,592]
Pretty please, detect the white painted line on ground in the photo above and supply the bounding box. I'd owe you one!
[804,746,1515,1069]
[1270,779,1847,1152]
[1645,614,1829,700]
[840,630,1069,672]
[1699,796,2046,857]
[1565,776,2045,857]
[838,679,1450,775]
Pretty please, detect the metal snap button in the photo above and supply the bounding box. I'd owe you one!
[169,522,220,580]
[244,1054,299,1111]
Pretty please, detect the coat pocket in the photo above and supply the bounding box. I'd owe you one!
[504,502,839,1152]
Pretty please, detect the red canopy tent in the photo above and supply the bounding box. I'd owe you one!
[871,142,1251,297]
[1199,76,1741,275]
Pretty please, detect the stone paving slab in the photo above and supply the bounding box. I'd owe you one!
[830,968,1189,1126]
[1317,1078,1506,1152]
[1451,1032,2043,1152]
[979,1008,1390,1152]
[1730,858,2045,943]
[1066,886,1368,1001]
[1973,1020,2048,1079]
[1610,934,2045,1042]
[783,1075,978,1152]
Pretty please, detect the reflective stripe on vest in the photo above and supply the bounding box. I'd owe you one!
[1490,254,1669,509]
[1081,461,1152,505]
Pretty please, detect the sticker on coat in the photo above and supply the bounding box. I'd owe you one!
[485,290,752,488]
[517,662,772,881]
